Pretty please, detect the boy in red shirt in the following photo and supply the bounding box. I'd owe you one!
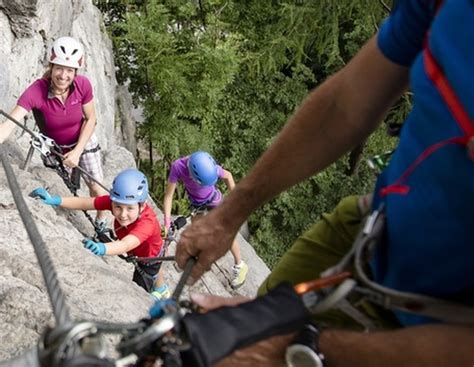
[30,168,170,300]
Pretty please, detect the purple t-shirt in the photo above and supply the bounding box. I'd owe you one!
[17,75,93,146]
[168,156,224,206]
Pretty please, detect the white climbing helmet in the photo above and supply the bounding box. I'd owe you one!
[49,36,84,69]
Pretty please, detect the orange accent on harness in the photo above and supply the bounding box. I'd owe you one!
[294,271,352,295]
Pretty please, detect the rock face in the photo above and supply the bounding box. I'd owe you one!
[0,0,269,362]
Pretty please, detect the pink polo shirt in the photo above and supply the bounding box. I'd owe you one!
[17,75,93,146]
[168,156,225,206]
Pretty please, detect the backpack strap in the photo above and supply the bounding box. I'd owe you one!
[423,47,474,139]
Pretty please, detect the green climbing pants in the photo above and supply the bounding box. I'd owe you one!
[258,195,400,330]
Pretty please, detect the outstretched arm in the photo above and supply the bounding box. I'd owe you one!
[30,187,95,210]
[104,234,141,256]
[0,105,28,143]
[60,196,96,210]
[319,324,474,367]
[176,35,409,279]
[192,294,474,367]
[83,234,141,257]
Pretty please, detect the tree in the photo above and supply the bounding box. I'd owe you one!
[97,0,410,267]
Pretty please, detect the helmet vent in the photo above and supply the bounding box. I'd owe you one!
[60,46,66,54]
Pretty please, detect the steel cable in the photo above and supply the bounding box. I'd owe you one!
[0,144,71,326]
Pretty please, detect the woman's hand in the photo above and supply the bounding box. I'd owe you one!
[63,148,81,167]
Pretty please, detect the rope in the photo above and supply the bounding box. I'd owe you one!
[0,144,71,326]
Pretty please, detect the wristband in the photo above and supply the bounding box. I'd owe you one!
[286,324,325,367]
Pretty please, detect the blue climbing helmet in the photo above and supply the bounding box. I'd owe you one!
[110,168,148,205]
[187,151,218,186]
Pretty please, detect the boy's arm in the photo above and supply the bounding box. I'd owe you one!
[221,169,235,191]
[60,196,96,210]
[163,181,177,230]
[30,187,95,210]
[104,234,141,256]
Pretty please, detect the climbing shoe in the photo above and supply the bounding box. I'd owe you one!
[150,284,171,300]
[230,261,249,289]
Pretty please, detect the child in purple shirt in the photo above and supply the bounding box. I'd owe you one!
[163,151,249,289]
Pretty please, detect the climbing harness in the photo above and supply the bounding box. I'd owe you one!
[293,206,474,330]
[123,215,188,267]
[121,214,192,295]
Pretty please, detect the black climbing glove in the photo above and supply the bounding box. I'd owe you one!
[181,282,309,367]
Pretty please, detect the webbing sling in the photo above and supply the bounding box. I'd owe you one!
[320,207,474,329]
[423,47,474,138]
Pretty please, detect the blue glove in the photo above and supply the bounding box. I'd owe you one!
[82,238,106,256]
[29,187,62,207]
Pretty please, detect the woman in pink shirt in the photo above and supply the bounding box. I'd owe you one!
[0,36,106,223]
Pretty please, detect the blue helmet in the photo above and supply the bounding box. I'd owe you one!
[187,151,218,186]
[110,168,148,205]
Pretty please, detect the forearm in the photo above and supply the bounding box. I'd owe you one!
[163,183,176,222]
[75,116,96,153]
[212,36,408,232]
[0,106,28,143]
[320,324,474,367]
[222,170,236,191]
[104,240,131,255]
[60,196,95,210]
[0,120,16,143]
[105,234,140,255]
[163,195,173,219]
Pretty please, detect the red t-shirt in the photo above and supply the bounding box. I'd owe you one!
[94,195,163,257]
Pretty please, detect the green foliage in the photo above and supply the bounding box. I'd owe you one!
[97,0,411,268]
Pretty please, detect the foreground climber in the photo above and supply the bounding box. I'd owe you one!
[174,0,474,365]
